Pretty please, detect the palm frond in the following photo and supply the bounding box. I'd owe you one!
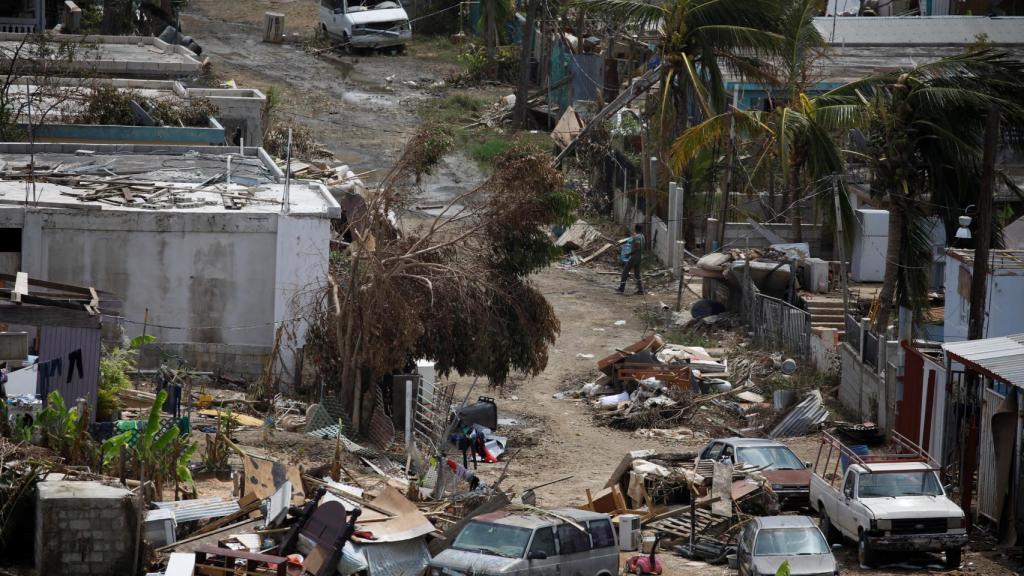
[572,0,667,29]
[670,113,731,170]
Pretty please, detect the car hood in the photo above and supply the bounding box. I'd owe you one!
[347,8,408,24]
[430,549,521,575]
[763,469,811,486]
[861,495,964,519]
[752,554,836,576]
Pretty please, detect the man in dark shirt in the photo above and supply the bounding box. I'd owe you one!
[617,224,645,295]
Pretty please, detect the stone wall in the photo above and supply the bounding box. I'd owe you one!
[35,481,137,576]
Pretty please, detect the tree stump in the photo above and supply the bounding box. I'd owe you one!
[263,12,285,43]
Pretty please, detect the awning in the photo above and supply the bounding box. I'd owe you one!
[942,333,1024,388]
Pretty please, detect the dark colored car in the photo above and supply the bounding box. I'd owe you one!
[700,437,811,509]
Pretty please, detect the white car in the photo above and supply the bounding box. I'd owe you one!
[319,0,412,51]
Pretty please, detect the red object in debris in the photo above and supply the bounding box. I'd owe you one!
[353,530,376,540]
[625,536,663,575]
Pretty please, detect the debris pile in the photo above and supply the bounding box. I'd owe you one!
[567,334,831,440]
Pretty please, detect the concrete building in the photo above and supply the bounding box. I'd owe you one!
[36,480,138,576]
[0,32,203,78]
[943,248,1024,342]
[0,0,45,33]
[0,143,340,381]
[9,77,267,145]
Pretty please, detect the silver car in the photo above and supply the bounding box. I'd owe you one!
[736,516,839,576]
[429,508,619,576]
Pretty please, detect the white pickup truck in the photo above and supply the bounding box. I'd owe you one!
[808,434,967,569]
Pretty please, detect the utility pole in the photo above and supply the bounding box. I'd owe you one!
[717,92,739,250]
[832,175,850,317]
[960,104,1000,528]
[513,0,539,128]
[968,105,998,342]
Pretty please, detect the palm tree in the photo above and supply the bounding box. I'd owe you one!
[577,0,779,125]
[669,0,859,247]
[829,50,1024,332]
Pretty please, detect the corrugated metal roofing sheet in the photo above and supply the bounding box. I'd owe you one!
[770,390,829,438]
[153,497,240,523]
[943,333,1024,387]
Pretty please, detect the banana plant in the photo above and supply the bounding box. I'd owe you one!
[101,389,197,499]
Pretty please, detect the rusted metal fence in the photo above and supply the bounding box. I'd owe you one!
[738,264,811,357]
[752,294,812,357]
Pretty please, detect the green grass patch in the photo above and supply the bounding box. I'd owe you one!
[469,138,514,164]
[407,34,464,66]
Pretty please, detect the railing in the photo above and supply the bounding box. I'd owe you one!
[863,330,880,370]
[0,20,38,33]
[738,262,811,356]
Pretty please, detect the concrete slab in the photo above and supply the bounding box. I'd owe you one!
[0,32,203,78]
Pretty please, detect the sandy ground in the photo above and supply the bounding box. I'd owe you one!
[177,3,1021,574]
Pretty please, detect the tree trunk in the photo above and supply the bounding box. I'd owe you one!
[484,0,496,75]
[513,0,538,128]
[789,161,803,242]
[872,202,903,333]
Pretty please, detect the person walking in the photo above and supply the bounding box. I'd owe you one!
[617,224,645,295]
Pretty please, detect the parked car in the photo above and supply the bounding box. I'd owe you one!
[429,508,619,576]
[319,0,411,51]
[809,434,966,568]
[736,516,839,576]
[700,437,812,509]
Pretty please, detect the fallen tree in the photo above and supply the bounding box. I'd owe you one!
[306,124,578,432]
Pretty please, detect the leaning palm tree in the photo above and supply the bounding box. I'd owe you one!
[829,50,1024,332]
[576,0,779,125]
[669,0,859,247]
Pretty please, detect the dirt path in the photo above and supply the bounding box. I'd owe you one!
[180,5,487,193]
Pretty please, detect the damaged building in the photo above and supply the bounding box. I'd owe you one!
[0,143,340,381]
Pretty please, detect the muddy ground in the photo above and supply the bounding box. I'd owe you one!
[179,3,1021,574]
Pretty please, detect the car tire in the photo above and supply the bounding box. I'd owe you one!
[342,32,352,54]
[945,546,962,569]
[858,531,876,568]
[819,507,840,543]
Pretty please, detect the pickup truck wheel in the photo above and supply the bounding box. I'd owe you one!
[819,507,840,543]
[945,547,962,568]
[858,532,877,568]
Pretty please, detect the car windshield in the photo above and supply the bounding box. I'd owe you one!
[451,520,531,559]
[753,528,830,556]
[347,0,401,11]
[737,446,805,470]
[857,471,943,498]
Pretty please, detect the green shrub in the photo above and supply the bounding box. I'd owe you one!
[470,138,513,165]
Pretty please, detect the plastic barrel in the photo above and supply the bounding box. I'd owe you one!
[840,444,870,471]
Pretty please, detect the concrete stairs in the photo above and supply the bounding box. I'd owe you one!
[805,297,846,335]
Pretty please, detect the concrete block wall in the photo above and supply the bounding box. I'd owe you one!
[139,342,272,380]
[35,481,137,576]
[839,341,886,428]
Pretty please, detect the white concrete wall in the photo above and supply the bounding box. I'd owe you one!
[22,210,277,347]
[840,341,886,426]
[273,213,332,379]
[944,254,1024,342]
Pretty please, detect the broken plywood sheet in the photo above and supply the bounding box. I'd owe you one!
[243,454,306,505]
[597,334,665,373]
[555,219,605,250]
[551,106,584,149]
[360,485,436,543]
[198,409,264,427]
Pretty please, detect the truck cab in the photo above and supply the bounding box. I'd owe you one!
[808,433,966,568]
[319,0,412,51]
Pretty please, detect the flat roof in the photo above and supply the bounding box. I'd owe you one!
[0,33,202,78]
[946,248,1024,271]
[944,333,1024,388]
[0,144,339,217]
[814,16,1024,45]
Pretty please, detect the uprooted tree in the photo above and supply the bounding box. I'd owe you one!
[306,124,578,433]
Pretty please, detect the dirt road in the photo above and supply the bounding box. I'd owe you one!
[178,5,1017,573]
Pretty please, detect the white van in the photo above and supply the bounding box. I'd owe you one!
[319,0,412,52]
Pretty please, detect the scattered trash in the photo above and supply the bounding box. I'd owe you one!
[614,320,627,326]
